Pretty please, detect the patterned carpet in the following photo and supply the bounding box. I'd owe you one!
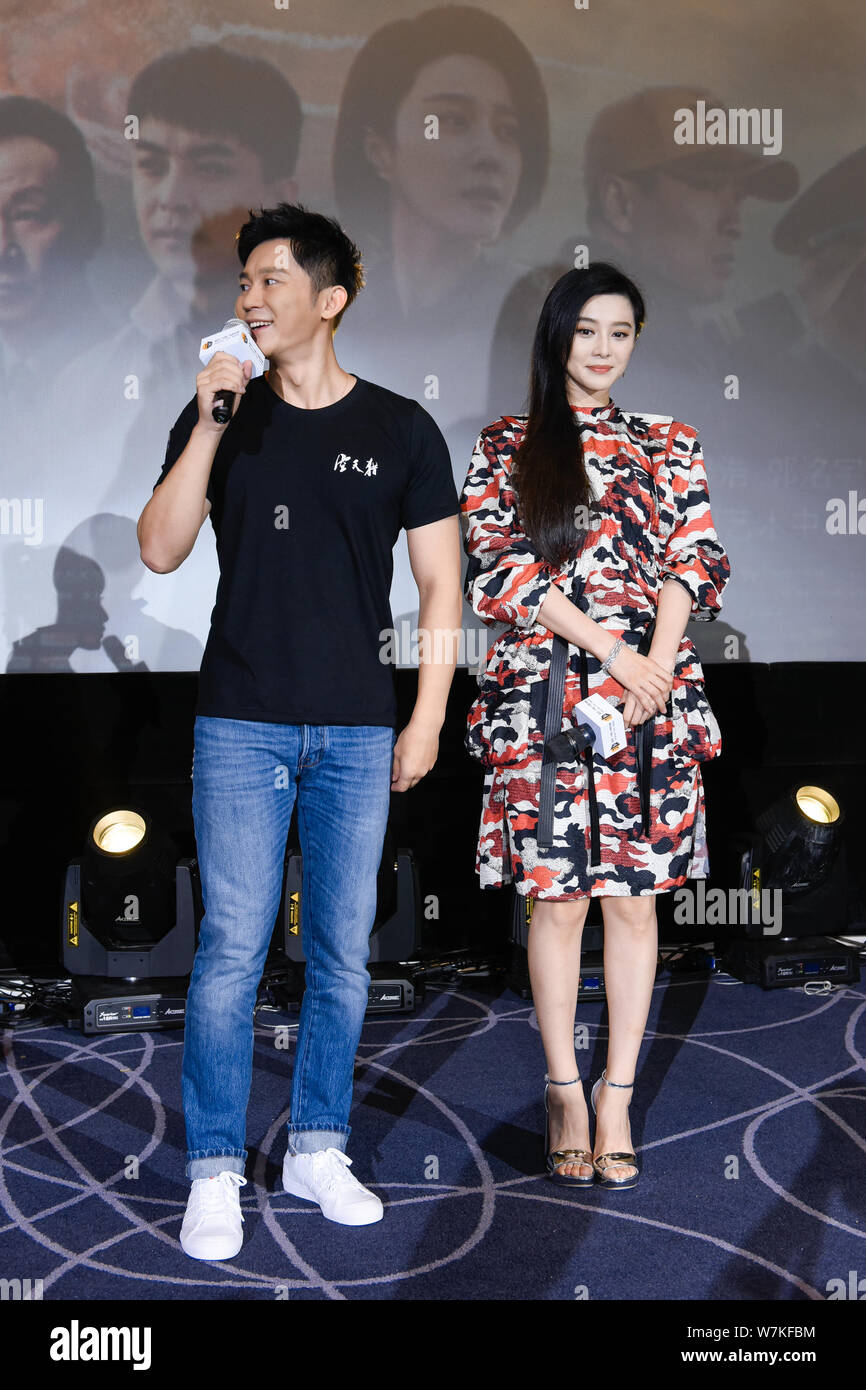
[1,967,864,1301]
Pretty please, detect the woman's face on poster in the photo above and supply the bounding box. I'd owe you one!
[366,53,523,245]
[0,137,67,326]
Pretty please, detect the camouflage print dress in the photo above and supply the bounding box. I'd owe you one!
[460,398,731,899]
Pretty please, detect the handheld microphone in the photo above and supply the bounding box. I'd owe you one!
[199,317,268,424]
[545,693,628,762]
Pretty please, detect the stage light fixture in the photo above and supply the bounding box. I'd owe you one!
[62,806,200,1032]
[722,781,859,987]
[754,782,843,896]
[91,809,146,855]
[77,806,181,953]
[795,786,840,825]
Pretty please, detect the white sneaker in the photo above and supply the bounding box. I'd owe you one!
[180,1171,247,1260]
[282,1147,383,1226]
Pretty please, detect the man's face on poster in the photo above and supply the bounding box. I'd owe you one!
[797,226,866,362]
[614,166,748,301]
[0,136,67,327]
[132,118,271,283]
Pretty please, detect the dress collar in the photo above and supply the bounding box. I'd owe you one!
[570,397,618,422]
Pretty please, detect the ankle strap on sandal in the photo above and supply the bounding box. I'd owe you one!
[599,1068,634,1089]
[545,1074,580,1086]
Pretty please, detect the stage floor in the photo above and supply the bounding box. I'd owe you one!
[1,967,864,1301]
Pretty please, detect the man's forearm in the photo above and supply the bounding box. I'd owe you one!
[409,584,463,729]
[137,422,218,573]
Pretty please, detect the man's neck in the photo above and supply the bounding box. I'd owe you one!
[265,342,356,410]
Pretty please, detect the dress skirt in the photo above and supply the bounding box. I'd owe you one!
[476,712,711,899]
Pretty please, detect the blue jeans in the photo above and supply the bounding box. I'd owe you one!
[182,716,394,1181]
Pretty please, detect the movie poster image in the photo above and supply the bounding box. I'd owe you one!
[1,0,864,671]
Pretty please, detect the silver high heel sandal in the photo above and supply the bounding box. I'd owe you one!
[544,1076,595,1186]
[590,1069,640,1190]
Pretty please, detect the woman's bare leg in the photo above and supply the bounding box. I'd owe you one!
[593,894,659,1181]
[527,896,592,1178]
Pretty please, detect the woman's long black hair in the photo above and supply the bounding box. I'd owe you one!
[512,262,646,568]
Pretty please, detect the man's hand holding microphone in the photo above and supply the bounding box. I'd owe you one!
[196,351,254,434]
[138,319,264,574]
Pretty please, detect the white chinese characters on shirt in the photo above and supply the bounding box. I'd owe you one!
[334,452,378,477]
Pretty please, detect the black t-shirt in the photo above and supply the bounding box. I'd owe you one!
[154,373,458,726]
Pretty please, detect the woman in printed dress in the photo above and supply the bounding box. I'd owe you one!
[460,263,730,1189]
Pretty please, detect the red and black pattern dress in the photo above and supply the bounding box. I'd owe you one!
[460,398,731,899]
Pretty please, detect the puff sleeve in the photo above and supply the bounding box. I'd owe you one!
[460,427,554,629]
[658,423,730,621]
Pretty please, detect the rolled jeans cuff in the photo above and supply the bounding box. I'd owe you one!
[187,1149,247,1181]
[287,1125,350,1155]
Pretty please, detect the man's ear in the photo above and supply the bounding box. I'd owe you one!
[320,283,349,323]
[598,173,639,238]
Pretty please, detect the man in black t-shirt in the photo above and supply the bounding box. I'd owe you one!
[137,204,462,1260]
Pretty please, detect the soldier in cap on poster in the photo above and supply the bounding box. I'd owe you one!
[488,86,799,429]
[725,145,866,450]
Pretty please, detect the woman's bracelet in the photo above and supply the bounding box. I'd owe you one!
[599,637,625,675]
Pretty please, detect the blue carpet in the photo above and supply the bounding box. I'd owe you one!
[1,969,864,1300]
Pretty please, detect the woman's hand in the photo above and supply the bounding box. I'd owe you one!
[621,692,655,727]
[605,643,673,718]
